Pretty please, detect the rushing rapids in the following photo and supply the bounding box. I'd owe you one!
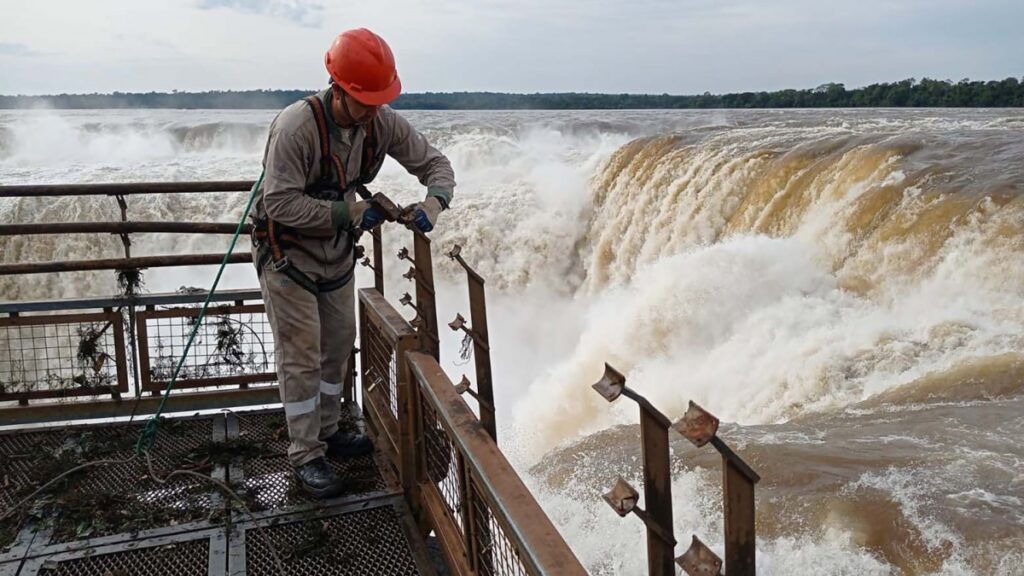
[2,108,1023,575]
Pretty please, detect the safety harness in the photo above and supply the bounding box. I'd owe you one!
[253,94,381,294]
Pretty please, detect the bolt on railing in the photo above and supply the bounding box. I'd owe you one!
[592,363,760,576]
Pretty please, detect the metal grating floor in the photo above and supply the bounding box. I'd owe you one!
[1,416,220,551]
[37,539,209,576]
[245,504,421,576]
[0,408,434,576]
[232,410,389,512]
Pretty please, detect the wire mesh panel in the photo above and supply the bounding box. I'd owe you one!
[35,538,210,576]
[419,398,463,536]
[232,411,388,512]
[469,474,529,576]
[361,313,398,419]
[137,304,275,392]
[245,505,421,576]
[0,312,127,402]
[0,417,222,549]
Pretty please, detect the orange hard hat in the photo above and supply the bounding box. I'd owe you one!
[324,28,402,106]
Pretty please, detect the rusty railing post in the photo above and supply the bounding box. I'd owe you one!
[371,227,384,294]
[343,346,357,403]
[113,193,143,399]
[395,331,422,518]
[446,244,496,441]
[411,231,439,360]
[593,363,676,576]
[674,401,760,576]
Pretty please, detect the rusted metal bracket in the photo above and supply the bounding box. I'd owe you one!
[447,244,485,284]
[453,374,494,411]
[447,313,490,352]
[370,192,407,223]
[402,266,436,296]
[399,292,427,319]
[410,316,439,344]
[673,401,759,576]
[676,535,723,576]
[601,477,677,546]
[592,363,675,576]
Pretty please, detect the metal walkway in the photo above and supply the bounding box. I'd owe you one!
[0,180,765,576]
[0,407,436,576]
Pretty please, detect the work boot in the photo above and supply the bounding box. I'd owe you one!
[324,430,373,459]
[293,457,345,499]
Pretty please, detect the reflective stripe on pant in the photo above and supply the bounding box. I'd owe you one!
[257,244,357,467]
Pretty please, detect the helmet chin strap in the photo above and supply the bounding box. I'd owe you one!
[335,87,366,127]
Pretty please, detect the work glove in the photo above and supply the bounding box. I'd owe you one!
[409,197,443,233]
[330,200,386,231]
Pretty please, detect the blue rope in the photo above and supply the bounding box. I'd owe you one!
[135,172,265,453]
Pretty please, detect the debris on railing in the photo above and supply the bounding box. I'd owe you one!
[448,313,490,353]
[446,244,496,441]
[116,268,145,297]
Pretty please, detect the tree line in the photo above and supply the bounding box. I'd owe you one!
[1,78,1022,109]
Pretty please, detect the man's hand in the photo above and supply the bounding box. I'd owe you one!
[352,201,386,230]
[332,200,386,231]
[409,197,443,233]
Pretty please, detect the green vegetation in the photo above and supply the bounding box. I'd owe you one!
[1,78,1022,109]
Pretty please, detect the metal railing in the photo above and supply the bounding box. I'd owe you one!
[593,364,761,576]
[0,181,256,276]
[0,181,273,425]
[0,309,129,403]
[1,180,590,574]
[356,284,587,575]
[0,290,280,425]
[409,352,587,576]
[354,223,586,575]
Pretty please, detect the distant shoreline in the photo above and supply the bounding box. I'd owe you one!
[2,78,1022,109]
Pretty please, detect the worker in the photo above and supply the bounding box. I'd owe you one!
[251,28,455,498]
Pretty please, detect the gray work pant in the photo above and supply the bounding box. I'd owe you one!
[255,243,356,467]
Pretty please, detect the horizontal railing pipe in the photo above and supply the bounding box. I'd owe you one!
[0,222,253,236]
[0,253,251,275]
[0,288,262,314]
[0,181,255,197]
[0,387,280,427]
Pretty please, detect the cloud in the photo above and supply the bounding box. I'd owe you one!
[0,43,40,57]
[2,0,1022,94]
[195,0,324,28]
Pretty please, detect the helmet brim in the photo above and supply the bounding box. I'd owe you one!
[343,76,402,106]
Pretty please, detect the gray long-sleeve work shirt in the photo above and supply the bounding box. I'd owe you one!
[254,87,455,235]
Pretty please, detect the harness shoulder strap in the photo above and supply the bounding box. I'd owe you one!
[361,120,377,179]
[303,96,331,178]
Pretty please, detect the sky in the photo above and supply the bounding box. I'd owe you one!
[1,0,1022,95]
